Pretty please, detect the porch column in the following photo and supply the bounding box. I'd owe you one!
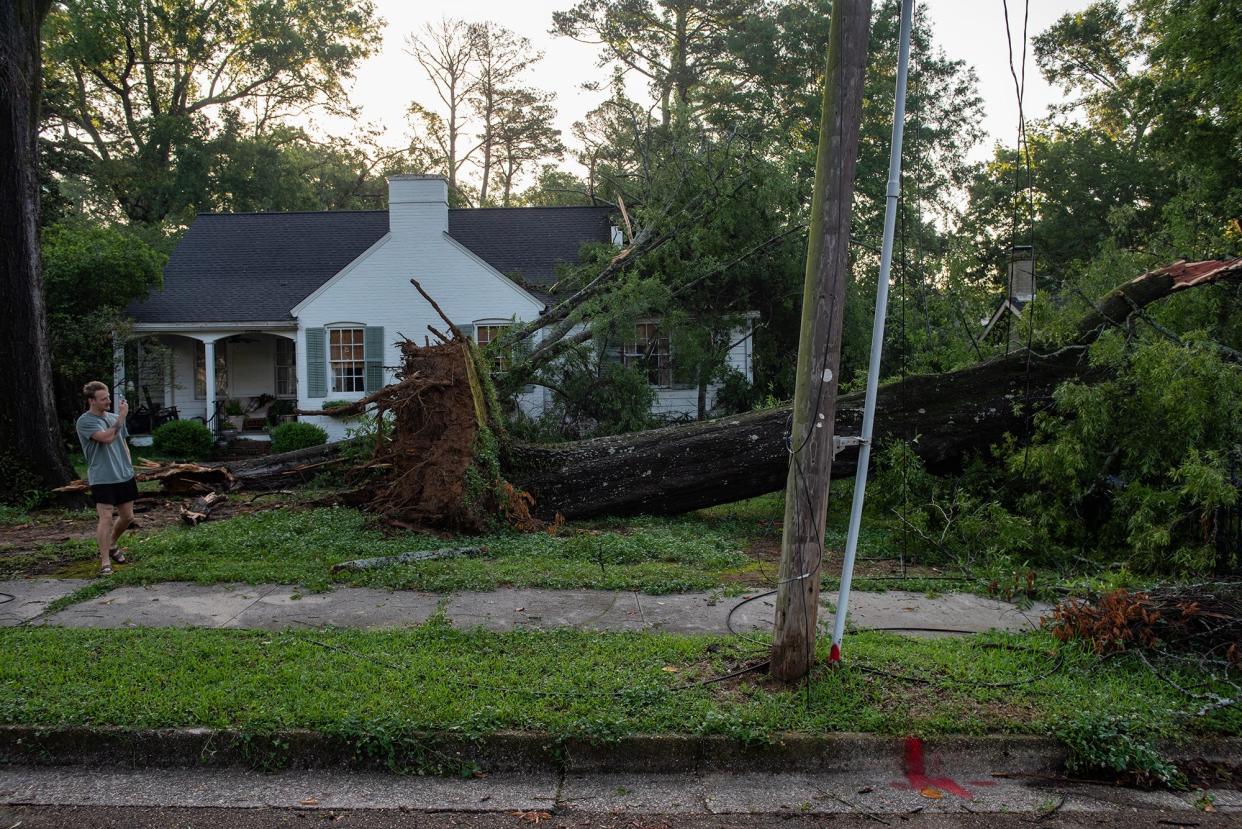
[112,333,125,413]
[204,339,217,433]
[163,344,174,406]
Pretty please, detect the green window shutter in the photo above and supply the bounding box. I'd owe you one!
[364,326,385,392]
[305,328,326,398]
[457,323,475,341]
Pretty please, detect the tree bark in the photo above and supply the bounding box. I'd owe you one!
[509,344,1083,519]
[509,258,1242,519]
[0,0,76,495]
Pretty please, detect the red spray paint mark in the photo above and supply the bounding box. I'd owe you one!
[890,736,974,800]
[829,643,841,663]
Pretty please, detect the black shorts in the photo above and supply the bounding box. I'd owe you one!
[90,477,139,506]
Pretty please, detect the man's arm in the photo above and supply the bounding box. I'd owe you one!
[90,399,129,444]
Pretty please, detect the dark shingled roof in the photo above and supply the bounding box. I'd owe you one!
[128,205,613,324]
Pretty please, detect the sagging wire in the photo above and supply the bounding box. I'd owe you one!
[1001,0,1041,478]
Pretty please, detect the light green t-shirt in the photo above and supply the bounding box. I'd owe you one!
[75,411,133,485]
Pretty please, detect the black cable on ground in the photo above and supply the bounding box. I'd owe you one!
[851,641,1064,689]
[723,589,1062,689]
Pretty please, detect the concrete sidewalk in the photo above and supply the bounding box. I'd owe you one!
[1,579,1049,635]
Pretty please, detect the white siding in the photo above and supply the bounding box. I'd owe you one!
[225,337,277,397]
[649,320,756,419]
[164,337,205,422]
[296,232,544,441]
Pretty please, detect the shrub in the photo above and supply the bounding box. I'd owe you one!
[270,421,328,454]
[1059,712,1184,788]
[152,420,214,460]
[713,367,755,415]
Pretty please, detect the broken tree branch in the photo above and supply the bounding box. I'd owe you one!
[330,546,487,573]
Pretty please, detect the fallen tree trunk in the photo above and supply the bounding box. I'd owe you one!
[508,258,1242,518]
[166,258,1242,520]
[508,345,1083,517]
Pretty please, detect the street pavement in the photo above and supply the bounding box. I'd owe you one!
[0,764,1236,821]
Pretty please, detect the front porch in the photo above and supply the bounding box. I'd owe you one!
[116,325,298,438]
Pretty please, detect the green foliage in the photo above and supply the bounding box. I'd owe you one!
[872,441,1039,570]
[0,450,52,510]
[1,626,1235,744]
[40,222,165,430]
[321,400,356,416]
[514,351,656,441]
[1018,336,1242,573]
[265,399,296,426]
[151,420,214,461]
[1059,711,1185,788]
[269,422,328,454]
[41,0,384,224]
[713,367,755,415]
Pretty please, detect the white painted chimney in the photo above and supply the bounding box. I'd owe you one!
[387,174,448,237]
[1008,245,1036,303]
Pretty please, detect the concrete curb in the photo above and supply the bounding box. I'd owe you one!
[3,725,1237,775]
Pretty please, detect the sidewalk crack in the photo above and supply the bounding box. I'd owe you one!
[217,583,282,628]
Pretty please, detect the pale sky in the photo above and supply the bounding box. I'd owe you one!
[317,0,1091,183]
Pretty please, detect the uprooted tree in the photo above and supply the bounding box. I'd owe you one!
[81,257,1242,530]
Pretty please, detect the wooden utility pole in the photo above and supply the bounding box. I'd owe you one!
[770,0,872,682]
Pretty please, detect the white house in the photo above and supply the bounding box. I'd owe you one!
[122,175,755,441]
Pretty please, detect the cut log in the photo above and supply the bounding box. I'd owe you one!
[180,492,226,526]
[330,546,486,573]
[52,463,234,496]
[223,441,348,489]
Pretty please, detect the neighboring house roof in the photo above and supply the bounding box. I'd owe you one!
[128,205,613,324]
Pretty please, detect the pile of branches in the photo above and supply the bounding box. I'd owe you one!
[1047,584,1242,665]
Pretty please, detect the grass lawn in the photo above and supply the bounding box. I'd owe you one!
[2,625,1235,748]
[7,487,1151,613]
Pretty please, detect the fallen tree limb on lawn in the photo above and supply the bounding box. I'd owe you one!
[330,546,486,573]
[180,492,226,526]
[53,462,235,496]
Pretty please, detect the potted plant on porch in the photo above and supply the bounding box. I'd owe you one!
[224,399,246,432]
[265,398,296,427]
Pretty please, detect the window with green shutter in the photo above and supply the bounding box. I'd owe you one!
[305,328,326,398]
[364,326,385,392]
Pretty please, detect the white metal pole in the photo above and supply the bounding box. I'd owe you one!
[830,0,915,662]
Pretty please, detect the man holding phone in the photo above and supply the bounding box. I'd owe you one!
[76,381,136,575]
